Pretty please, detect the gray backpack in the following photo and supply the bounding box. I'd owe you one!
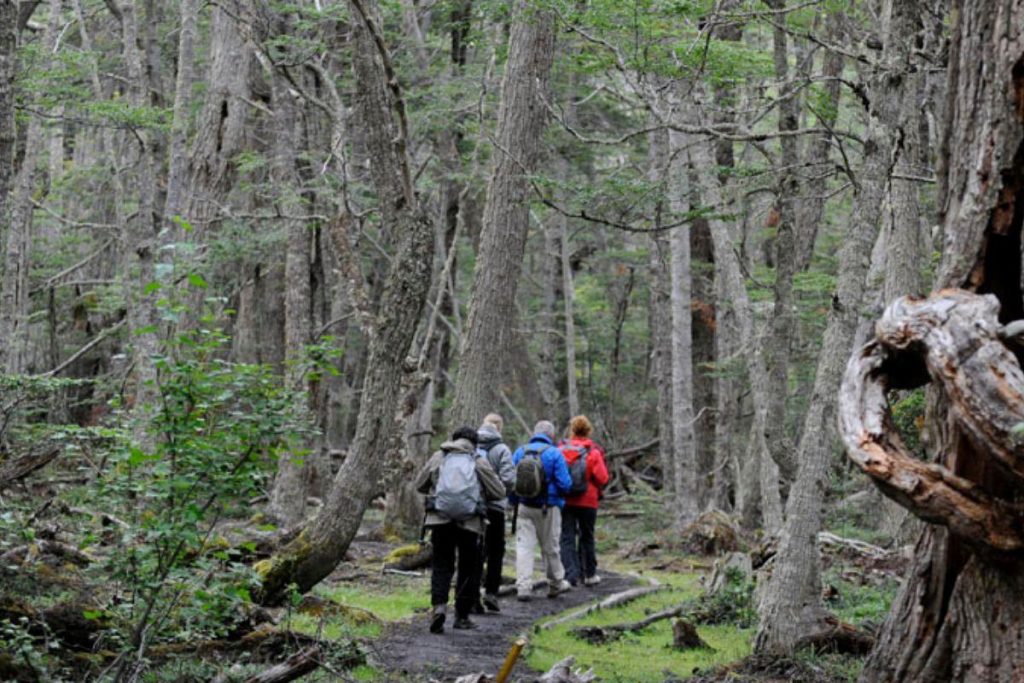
[434,450,483,521]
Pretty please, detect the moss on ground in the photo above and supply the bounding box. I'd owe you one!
[528,572,753,682]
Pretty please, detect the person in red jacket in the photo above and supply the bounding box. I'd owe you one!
[558,415,610,586]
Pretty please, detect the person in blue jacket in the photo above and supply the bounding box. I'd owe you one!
[510,420,573,600]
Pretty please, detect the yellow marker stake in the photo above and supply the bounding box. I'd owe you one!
[495,636,527,683]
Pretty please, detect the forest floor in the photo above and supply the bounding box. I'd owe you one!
[0,472,905,682]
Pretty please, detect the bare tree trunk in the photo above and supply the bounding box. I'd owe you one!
[763,0,801,484]
[163,0,198,227]
[882,0,925,304]
[0,0,59,373]
[755,90,890,660]
[267,61,313,527]
[0,0,15,228]
[852,1,1024,680]
[258,0,434,602]
[648,130,674,496]
[667,129,699,528]
[119,0,161,418]
[690,137,776,530]
[448,0,555,428]
[559,199,580,419]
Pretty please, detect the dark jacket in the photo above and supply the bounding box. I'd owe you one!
[414,437,506,534]
[510,434,572,509]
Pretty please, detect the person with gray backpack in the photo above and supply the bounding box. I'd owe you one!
[414,426,505,634]
[473,413,516,613]
[510,420,573,601]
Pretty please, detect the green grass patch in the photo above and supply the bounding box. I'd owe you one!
[287,580,430,641]
[528,578,752,682]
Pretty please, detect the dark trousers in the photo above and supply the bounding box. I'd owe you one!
[479,508,506,596]
[430,522,481,619]
[559,506,598,584]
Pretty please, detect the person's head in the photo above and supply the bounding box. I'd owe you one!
[451,426,479,446]
[482,412,504,433]
[533,420,556,441]
[569,415,593,439]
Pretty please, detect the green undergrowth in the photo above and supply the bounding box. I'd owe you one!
[287,579,430,641]
[528,570,752,682]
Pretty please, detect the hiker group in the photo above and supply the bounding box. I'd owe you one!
[414,413,610,634]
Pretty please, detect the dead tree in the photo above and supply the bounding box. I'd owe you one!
[838,1,1024,680]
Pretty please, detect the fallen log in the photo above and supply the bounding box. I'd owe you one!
[0,447,61,490]
[536,656,595,683]
[241,645,321,683]
[570,601,691,644]
[0,539,95,567]
[793,614,875,655]
[537,577,662,631]
[382,543,432,571]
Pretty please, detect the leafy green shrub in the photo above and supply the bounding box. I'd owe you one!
[96,315,310,672]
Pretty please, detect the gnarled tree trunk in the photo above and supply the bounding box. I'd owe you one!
[257,0,434,603]
[842,1,1024,680]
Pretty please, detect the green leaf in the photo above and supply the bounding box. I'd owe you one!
[82,610,102,621]
[188,273,208,289]
[143,281,162,295]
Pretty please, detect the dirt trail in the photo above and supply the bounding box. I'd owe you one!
[369,573,634,682]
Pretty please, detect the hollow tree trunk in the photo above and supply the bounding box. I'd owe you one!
[847,1,1024,680]
[447,0,555,428]
[257,0,434,603]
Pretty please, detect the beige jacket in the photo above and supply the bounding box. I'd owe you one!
[414,438,506,534]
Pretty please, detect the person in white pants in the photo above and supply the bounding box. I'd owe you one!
[515,503,564,598]
[510,421,573,600]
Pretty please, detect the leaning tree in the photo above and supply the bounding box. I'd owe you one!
[838,0,1024,681]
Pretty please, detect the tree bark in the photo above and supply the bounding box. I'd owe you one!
[447,0,555,428]
[755,86,890,658]
[667,128,699,527]
[849,2,1024,678]
[257,0,434,603]
[762,0,801,484]
[0,0,15,234]
[267,54,313,527]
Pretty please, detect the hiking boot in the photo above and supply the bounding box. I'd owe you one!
[429,606,446,634]
[453,616,478,630]
[483,594,501,612]
[584,575,602,586]
[547,579,572,598]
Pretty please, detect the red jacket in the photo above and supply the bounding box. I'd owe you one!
[561,437,609,509]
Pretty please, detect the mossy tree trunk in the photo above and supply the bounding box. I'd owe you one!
[257,0,434,603]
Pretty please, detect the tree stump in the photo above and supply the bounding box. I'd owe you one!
[678,510,740,556]
[671,618,710,651]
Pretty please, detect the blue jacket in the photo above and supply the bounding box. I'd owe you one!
[510,434,572,509]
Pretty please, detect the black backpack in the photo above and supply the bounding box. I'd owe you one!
[515,445,547,499]
[563,444,589,496]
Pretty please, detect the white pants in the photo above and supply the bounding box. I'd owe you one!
[515,504,565,594]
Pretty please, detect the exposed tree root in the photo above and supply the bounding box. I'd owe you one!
[381,542,432,571]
